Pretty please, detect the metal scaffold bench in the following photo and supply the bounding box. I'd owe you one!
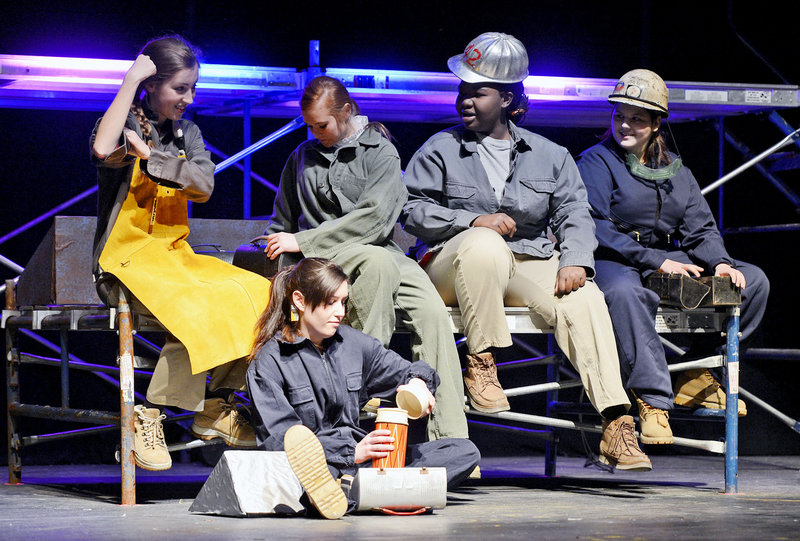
[2,216,269,505]
[442,304,742,493]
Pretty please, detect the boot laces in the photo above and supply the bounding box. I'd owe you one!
[473,356,499,390]
[617,420,644,456]
[218,400,249,429]
[639,400,669,427]
[137,410,166,450]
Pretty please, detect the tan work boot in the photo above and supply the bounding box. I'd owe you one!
[191,397,257,447]
[464,351,510,413]
[133,405,172,471]
[674,369,747,416]
[284,424,348,520]
[599,415,652,471]
[636,397,674,444]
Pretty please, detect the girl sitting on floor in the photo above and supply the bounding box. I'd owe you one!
[246,257,479,519]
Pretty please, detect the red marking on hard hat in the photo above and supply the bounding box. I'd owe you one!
[465,46,482,67]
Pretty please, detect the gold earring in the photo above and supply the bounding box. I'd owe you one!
[290,305,299,322]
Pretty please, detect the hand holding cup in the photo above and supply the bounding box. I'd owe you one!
[355,429,395,464]
[396,377,435,419]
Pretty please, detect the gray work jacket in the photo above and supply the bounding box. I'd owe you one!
[266,126,406,257]
[246,325,439,471]
[401,124,597,275]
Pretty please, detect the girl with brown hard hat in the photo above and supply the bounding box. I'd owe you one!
[577,69,770,443]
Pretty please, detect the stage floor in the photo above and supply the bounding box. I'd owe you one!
[1,455,798,540]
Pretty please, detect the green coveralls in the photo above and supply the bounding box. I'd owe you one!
[266,124,467,440]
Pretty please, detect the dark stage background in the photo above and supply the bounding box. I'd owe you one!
[1,1,798,464]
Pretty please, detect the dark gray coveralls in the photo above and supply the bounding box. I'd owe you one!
[246,325,480,493]
[577,139,769,410]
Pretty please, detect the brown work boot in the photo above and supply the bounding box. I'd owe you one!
[285,424,347,519]
[674,369,747,416]
[133,405,172,471]
[464,351,510,413]
[191,397,257,447]
[599,415,652,471]
[636,397,674,444]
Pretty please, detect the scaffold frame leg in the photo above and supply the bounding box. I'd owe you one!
[724,306,740,494]
[6,326,21,485]
[117,289,136,505]
[544,336,559,477]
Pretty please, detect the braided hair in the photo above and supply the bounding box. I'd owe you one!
[131,35,201,141]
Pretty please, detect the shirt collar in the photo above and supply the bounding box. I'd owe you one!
[459,121,531,154]
[333,115,369,149]
[313,120,382,162]
[276,327,344,348]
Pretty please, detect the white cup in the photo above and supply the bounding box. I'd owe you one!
[396,386,429,420]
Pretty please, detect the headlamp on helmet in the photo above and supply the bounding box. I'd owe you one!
[608,69,669,117]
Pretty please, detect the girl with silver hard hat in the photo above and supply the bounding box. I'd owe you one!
[577,69,770,445]
[402,32,652,471]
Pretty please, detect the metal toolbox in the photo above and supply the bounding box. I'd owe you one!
[645,273,741,309]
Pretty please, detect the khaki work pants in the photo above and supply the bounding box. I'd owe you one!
[425,228,630,413]
[146,335,247,412]
[109,284,246,412]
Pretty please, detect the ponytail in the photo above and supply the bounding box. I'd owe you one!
[249,257,349,361]
[643,130,672,168]
[249,267,297,361]
[130,100,152,140]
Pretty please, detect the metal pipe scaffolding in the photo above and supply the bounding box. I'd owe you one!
[215,116,305,174]
[0,185,98,247]
[701,127,800,198]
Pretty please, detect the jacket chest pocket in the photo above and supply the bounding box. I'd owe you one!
[330,169,368,208]
[519,178,555,217]
[346,371,363,417]
[445,180,479,211]
[287,384,316,428]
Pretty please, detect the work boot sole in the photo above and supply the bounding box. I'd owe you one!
[467,397,511,413]
[284,425,347,520]
[191,424,257,448]
[598,454,652,472]
[465,389,510,413]
[640,434,674,445]
[133,452,172,471]
[674,393,747,417]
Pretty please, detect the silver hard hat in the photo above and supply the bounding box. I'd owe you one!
[608,69,669,117]
[448,32,529,84]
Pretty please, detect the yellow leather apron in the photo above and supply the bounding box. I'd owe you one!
[99,158,270,374]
